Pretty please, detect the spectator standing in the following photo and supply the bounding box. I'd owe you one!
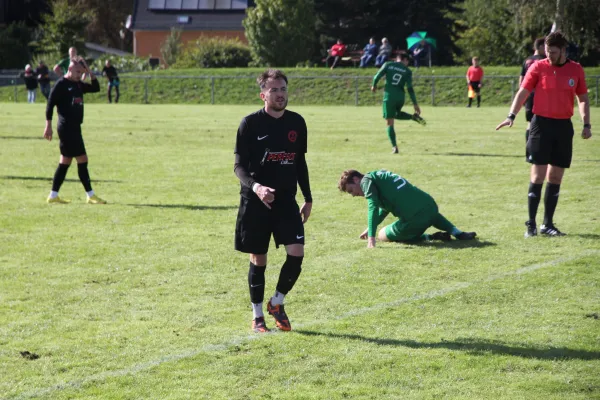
[359,38,378,68]
[325,39,347,69]
[22,64,38,103]
[375,38,392,67]
[36,61,51,100]
[102,60,120,103]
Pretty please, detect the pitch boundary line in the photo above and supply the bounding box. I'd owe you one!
[9,250,598,400]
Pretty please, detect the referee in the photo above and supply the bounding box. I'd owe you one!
[496,31,591,237]
[44,58,106,204]
[234,69,312,333]
[519,37,546,162]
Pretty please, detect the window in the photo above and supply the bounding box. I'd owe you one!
[148,0,166,9]
[198,0,216,8]
[148,0,246,10]
[181,0,199,8]
[215,0,231,9]
[232,0,246,9]
[165,0,183,8]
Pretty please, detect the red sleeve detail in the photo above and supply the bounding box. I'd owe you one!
[521,62,539,92]
[575,65,588,95]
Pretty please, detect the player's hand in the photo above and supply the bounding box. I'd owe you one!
[495,118,513,130]
[582,127,592,139]
[413,104,421,115]
[255,184,275,209]
[300,202,312,223]
[371,86,377,93]
[367,237,376,248]
[359,229,368,240]
[43,125,52,141]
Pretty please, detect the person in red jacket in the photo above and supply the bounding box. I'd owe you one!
[495,31,591,238]
[326,39,347,69]
[466,57,484,107]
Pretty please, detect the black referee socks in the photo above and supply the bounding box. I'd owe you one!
[77,162,93,192]
[543,183,561,226]
[276,254,303,295]
[528,182,543,223]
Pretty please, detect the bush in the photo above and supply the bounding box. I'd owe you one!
[90,55,155,73]
[0,22,33,68]
[173,37,252,69]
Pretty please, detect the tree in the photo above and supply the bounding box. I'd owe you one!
[36,0,91,56]
[0,22,33,68]
[160,27,182,66]
[243,0,316,67]
[75,0,134,51]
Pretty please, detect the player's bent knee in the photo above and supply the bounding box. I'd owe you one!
[250,254,267,266]
[285,243,304,257]
[378,228,390,242]
[386,119,394,126]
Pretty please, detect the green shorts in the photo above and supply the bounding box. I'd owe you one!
[383,206,438,242]
[382,97,405,119]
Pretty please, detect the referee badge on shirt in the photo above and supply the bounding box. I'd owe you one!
[568,78,575,87]
[288,130,297,143]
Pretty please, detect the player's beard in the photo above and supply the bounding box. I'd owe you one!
[269,98,288,112]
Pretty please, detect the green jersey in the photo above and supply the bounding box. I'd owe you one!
[57,57,70,74]
[360,169,436,237]
[372,61,417,104]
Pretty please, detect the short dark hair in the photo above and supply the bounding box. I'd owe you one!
[399,52,410,61]
[338,169,364,192]
[534,37,545,50]
[257,69,288,90]
[545,31,568,49]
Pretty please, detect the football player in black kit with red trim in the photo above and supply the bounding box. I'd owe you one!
[234,69,312,333]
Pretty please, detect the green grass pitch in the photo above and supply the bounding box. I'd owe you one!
[0,103,599,399]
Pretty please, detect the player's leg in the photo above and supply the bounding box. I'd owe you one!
[379,218,430,243]
[525,115,554,237]
[383,100,398,153]
[540,119,573,236]
[431,213,477,240]
[236,196,273,332]
[114,84,120,103]
[47,153,73,204]
[107,83,112,103]
[268,200,305,331]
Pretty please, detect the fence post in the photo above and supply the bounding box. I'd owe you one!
[511,79,516,100]
[13,79,17,103]
[354,77,359,106]
[431,77,435,106]
[211,77,215,105]
[143,77,149,104]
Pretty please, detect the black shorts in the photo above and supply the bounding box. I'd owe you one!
[527,115,574,168]
[57,124,86,157]
[469,81,481,94]
[235,195,304,254]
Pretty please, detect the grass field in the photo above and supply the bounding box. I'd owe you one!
[1,103,599,399]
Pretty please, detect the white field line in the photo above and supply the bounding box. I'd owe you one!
[9,250,598,400]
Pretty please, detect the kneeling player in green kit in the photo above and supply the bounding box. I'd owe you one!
[338,169,477,248]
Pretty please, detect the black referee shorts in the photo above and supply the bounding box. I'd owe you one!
[527,115,574,168]
[57,124,87,157]
[469,81,481,94]
[235,194,305,254]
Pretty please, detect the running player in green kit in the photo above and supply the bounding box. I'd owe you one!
[338,169,477,248]
[371,53,426,154]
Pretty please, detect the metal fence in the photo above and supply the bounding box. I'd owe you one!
[2,74,599,107]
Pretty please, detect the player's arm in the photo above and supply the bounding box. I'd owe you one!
[496,63,537,130]
[297,152,312,223]
[371,63,387,91]
[577,93,591,139]
[233,119,257,188]
[44,81,61,140]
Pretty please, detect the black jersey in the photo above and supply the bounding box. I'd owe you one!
[102,65,118,82]
[521,54,545,77]
[234,108,308,199]
[46,77,100,126]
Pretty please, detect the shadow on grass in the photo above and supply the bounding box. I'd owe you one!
[568,233,600,240]
[1,175,122,183]
[431,152,523,159]
[295,330,600,360]
[127,203,237,211]
[398,239,496,249]
[0,136,44,140]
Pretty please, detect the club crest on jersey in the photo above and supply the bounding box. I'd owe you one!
[72,97,83,105]
[288,130,297,143]
[568,78,575,87]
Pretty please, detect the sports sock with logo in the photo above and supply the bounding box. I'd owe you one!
[51,163,70,192]
[543,183,560,226]
[528,182,543,223]
[248,262,266,308]
[386,126,397,147]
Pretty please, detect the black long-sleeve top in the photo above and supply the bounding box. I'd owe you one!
[46,77,100,126]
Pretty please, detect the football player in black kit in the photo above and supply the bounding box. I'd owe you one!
[520,37,546,162]
[234,69,312,333]
[44,58,106,204]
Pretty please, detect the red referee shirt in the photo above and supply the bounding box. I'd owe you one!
[467,66,484,82]
[521,59,587,119]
